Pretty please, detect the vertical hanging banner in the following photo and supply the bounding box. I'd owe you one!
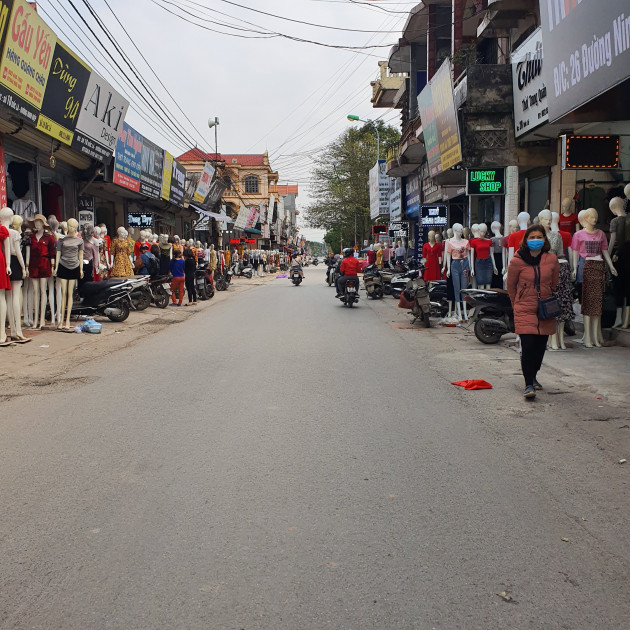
[72,72,129,162]
[193,161,216,203]
[113,121,143,193]
[170,160,186,207]
[0,133,6,207]
[139,136,164,199]
[161,150,173,202]
[431,58,462,173]
[0,0,56,124]
[36,40,91,145]
[417,84,440,176]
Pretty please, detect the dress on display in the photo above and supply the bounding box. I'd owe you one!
[0,226,11,290]
[110,238,134,277]
[422,242,441,281]
[28,232,56,278]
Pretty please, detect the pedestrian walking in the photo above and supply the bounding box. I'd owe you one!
[183,247,197,305]
[169,249,185,306]
[506,225,559,399]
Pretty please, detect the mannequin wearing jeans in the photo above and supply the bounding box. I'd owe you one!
[445,223,470,320]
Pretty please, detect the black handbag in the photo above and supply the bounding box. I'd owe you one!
[533,265,561,320]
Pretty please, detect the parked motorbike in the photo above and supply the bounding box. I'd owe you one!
[214,266,233,291]
[290,267,303,285]
[130,276,152,311]
[195,262,215,300]
[71,276,142,322]
[231,261,253,279]
[381,259,415,295]
[148,274,171,309]
[402,272,431,327]
[363,264,384,299]
[338,276,360,307]
[461,288,514,344]
[427,280,450,318]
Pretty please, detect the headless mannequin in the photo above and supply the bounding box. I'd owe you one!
[5,214,29,342]
[503,219,518,276]
[445,223,470,320]
[571,208,617,347]
[608,192,629,328]
[55,218,83,330]
[470,223,496,289]
[0,208,13,344]
[25,217,53,330]
[508,212,531,264]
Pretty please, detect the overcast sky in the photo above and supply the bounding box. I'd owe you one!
[36,0,411,242]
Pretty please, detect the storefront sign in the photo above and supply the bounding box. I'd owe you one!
[561,135,620,169]
[512,28,548,137]
[72,71,129,162]
[139,136,163,199]
[0,133,6,207]
[36,40,91,146]
[420,205,448,226]
[369,160,389,219]
[389,220,409,239]
[540,0,630,122]
[389,177,402,221]
[372,224,387,235]
[113,121,142,193]
[193,161,215,203]
[170,160,186,207]
[404,173,419,219]
[128,212,153,228]
[161,150,173,201]
[432,58,462,173]
[0,0,56,124]
[78,195,94,228]
[466,168,506,195]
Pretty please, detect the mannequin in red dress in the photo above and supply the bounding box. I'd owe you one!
[421,230,442,281]
[26,214,56,330]
[0,209,11,345]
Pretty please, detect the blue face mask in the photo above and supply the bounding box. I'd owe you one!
[526,239,544,251]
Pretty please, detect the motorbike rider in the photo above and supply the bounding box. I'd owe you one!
[324,253,336,283]
[335,248,362,297]
[289,253,304,278]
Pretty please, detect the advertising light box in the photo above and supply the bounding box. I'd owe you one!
[466,168,506,195]
[561,135,620,169]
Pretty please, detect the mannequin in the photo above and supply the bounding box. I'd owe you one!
[54,218,83,330]
[539,210,573,350]
[462,226,471,240]
[59,221,68,236]
[508,212,531,264]
[97,223,111,252]
[158,233,172,275]
[374,243,383,269]
[502,219,518,276]
[4,212,29,342]
[421,230,442,281]
[490,221,503,288]
[470,223,496,289]
[0,208,12,345]
[80,225,99,287]
[46,214,62,326]
[558,197,579,234]
[571,208,617,347]
[25,214,56,329]
[445,223,470,320]
[608,192,630,328]
[110,227,134,277]
[94,226,110,279]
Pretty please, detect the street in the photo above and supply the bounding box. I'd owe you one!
[1,267,629,630]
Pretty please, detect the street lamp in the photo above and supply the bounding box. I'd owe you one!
[347,114,380,161]
[208,116,219,159]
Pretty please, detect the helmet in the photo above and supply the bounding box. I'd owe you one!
[343,248,354,257]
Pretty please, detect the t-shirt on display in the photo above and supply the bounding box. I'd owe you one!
[445,239,470,259]
[571,229,608,259]
[508,230,526,250]
[470,238,492,259]
[56,236,83,269]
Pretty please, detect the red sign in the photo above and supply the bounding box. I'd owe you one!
[372,224,387,235]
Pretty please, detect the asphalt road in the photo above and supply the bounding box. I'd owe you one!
[1,267,628,630]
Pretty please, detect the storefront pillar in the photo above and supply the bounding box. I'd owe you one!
[505,165,520,224]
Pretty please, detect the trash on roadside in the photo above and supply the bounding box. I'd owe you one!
[74,325,84,334]
[496,592,512,602]
[276,274,288,278]
[619,459,627,464]
[451,379,493,390]
[81,318,102,334]
[39,344,50,348]
[561,537,569,542]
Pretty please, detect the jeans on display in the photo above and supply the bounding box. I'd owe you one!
[576,256,585,283]
[451,258,470,304]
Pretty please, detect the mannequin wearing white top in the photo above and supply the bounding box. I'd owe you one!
[608,193,629,328]
[508,212,531,264]
[571,208,617,347]
[445,223,470,321]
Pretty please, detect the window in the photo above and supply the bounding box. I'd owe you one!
[244,176,259,194]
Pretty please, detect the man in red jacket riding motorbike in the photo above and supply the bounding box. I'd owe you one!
[335,248,362,297]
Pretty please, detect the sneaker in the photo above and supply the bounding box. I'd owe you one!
[335,293,342,298]
[523,385,536,399]
[533,379,543,391]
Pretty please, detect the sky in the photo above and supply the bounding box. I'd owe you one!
[36,0,413,242]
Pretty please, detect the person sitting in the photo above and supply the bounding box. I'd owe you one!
[336,248,362,297]
[289,253,304,278]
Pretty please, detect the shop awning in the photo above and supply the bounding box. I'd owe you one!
[244,227,262,235]
[190,204,234,223]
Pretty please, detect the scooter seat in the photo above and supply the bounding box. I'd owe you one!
[79,279,127,297]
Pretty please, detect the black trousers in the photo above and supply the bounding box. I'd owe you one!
[520,334,548,386]
[185,275,196,302]
[336,275,358,294]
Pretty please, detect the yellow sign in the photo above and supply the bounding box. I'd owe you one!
[431,59,462,172]
[0,0,57,119]
[161,151,173,201]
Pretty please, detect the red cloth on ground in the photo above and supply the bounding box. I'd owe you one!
[451,379,493,390]
[422,242,442,281]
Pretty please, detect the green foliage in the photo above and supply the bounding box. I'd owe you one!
[304,121,400,250]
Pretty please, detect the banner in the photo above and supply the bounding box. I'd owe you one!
[417,83,440,176]
[540,0,630,122]
[193,161,215,203]
[113,121,142,193]
[0,133,6,207]
[404,173,420,219]
[389,177,402,221]
[369,160,389,220]
[234,204,250,229]
[0,0,57,124]
[78,195,94,229]
[139,136,163,199]
[512,28,548,137]
[36,39,91,145]
[170,160,186,207]
[72,71,129,162]
[431,58,462,174]
[246,206,260,228]
[161,151,173,201]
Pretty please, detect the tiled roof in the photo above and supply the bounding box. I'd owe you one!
[176,149,266,166]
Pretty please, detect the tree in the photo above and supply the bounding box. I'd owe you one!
[304,121,400,253]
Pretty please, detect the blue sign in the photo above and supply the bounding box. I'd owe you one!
[404,174,420,219]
